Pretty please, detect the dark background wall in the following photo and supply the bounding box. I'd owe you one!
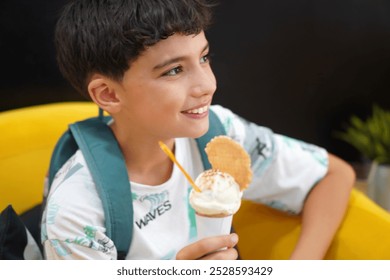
[0,0,80,108]
[1,0,390,163]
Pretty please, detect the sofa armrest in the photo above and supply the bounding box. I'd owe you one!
[233,188,390,259]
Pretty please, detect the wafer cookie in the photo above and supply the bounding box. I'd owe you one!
[205,136,252,190]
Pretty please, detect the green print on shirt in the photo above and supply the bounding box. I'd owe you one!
[135,191,172,229]
[223,116,233,133]
[140,191,169,211]
[66,226,97,247]
[64,225,114,254]
[187,187,197,241]
[84,225,97,239]
[61,163,83,184]
[281,136,327,167]
[162,250,176,260]
[46,202,59,225]
[50,239,72,257]
[54,156,83,188]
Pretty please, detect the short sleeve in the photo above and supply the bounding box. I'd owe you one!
[211,105,329,214]
[41,151,117,259]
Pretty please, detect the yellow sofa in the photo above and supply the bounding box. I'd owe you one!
[1,102,390,259]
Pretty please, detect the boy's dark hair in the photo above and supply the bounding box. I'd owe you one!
[55,0,216,97]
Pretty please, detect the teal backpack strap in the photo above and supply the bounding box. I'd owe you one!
[48,116,112,188]
[48,130,79,185]
[195,109,226,169]
[48,117,133,260]
[70,119,133,259]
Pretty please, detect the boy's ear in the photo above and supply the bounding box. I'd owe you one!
[88,74,121,114]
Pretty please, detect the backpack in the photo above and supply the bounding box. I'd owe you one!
[46,108,226,259]
[0,205,43,260]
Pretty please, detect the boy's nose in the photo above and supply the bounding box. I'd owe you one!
[190,67,217,98]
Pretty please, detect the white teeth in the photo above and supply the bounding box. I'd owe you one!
[186,105,208,114]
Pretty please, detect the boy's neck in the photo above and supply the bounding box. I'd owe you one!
[110,122,175,186]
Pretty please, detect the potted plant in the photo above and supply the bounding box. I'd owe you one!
[335,105,390,210]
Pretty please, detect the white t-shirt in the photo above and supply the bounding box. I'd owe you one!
[41,105,328,260]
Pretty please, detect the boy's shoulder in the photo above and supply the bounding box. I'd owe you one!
[48,150,95,196]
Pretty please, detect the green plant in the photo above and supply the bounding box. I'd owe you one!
[335,105,390,165]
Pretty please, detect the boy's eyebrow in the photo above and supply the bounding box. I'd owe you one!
[153,43,209,71]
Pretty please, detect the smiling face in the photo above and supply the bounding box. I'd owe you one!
[110,31,217,141]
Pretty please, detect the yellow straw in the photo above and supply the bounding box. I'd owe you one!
[158,141,201,192]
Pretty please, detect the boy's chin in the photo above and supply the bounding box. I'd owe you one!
[187,126,210,139]
[174,119,210,139]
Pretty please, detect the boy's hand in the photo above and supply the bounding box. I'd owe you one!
[176,233,239,260]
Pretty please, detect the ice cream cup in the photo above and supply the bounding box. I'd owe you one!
[195,213,233,240]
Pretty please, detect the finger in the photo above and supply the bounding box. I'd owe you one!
[200,248,238,260]
[176,233,239,260]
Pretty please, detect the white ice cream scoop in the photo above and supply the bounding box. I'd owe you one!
[189,169,242,217]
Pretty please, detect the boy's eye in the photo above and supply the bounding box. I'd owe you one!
[200,54,211,64]
[163,66,183,77]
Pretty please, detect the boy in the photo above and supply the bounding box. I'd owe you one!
[41,0,355,260]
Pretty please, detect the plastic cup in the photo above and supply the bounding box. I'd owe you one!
[195,214,233,240]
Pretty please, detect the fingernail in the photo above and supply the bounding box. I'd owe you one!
[230,233,238,244]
